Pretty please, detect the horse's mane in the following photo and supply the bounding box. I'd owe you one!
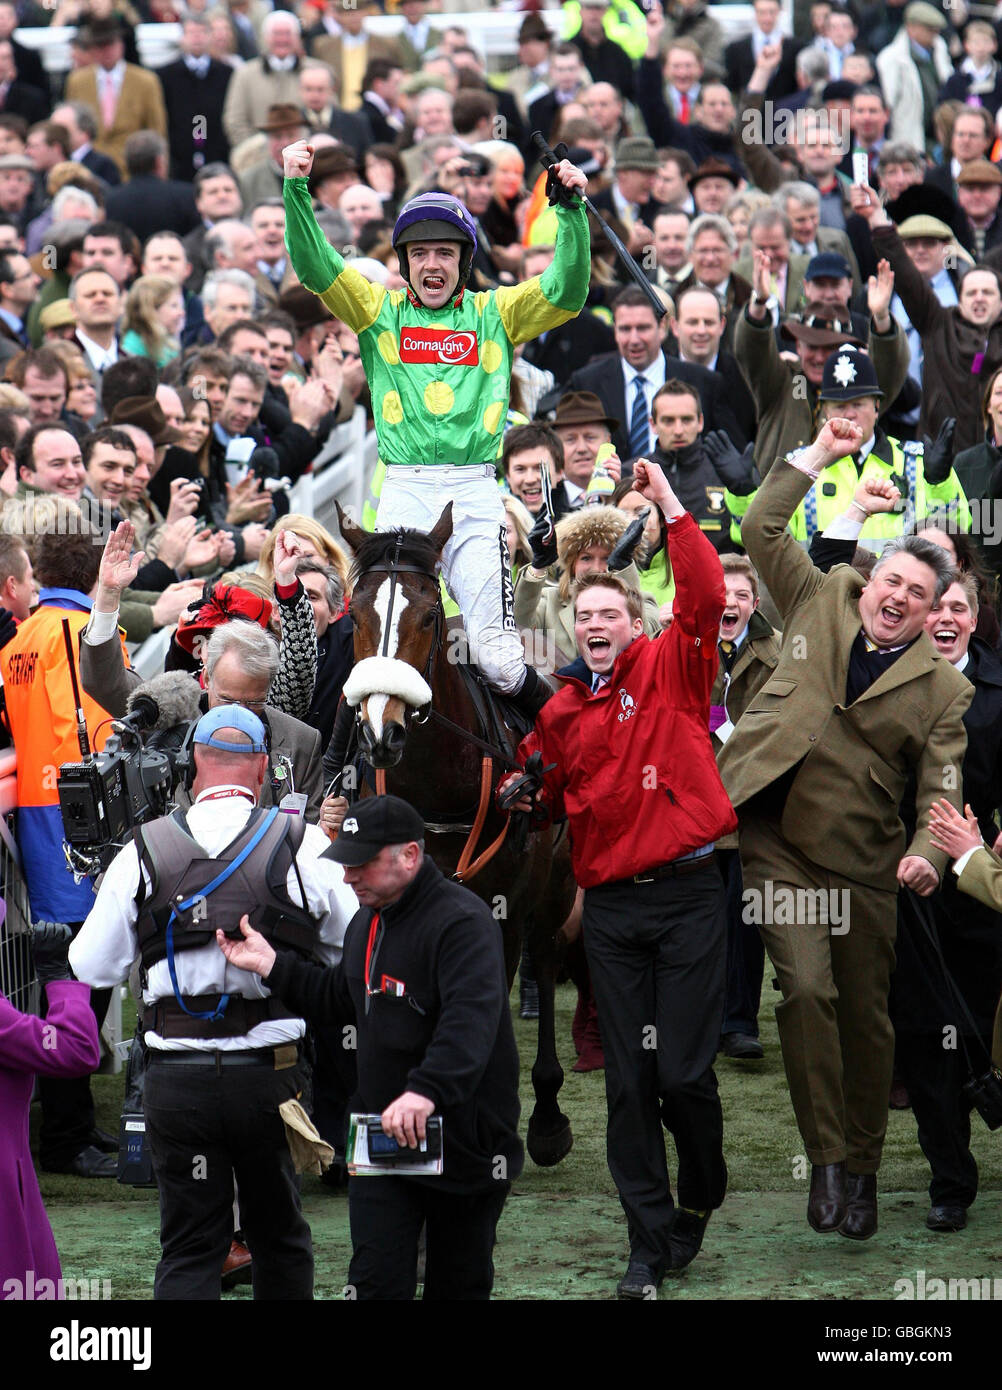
[348,527,442,586]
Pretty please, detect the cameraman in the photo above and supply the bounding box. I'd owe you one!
[218,794,521,1302]
[79,523,325,819]
[0,517,127,1178]
[69,705,357,1300]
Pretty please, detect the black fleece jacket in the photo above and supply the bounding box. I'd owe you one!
[266,855,523,1193]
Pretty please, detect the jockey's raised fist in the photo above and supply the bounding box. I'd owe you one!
[283,140,314,179]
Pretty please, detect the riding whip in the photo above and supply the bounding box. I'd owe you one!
[531,131,667,322]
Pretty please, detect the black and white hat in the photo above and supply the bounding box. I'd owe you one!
[321,795,425,866]
[818,345,884,403]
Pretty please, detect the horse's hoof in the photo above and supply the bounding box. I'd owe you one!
[527,1118,573,1167]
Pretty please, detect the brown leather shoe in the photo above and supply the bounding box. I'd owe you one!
[840,1173,878,1240]
[808,1161,847,1232]
[221,1238,253,1289]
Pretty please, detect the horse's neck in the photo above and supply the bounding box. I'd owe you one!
[387,625,488,816]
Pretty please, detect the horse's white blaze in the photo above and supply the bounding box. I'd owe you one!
[341,576,432,729]
[373,574,404,662]
[367,692,390,742]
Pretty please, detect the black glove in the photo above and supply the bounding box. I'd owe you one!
[703,431,759,496]
[528,508,558,570]
[607,512,649,572]
[921,417,956,486]
[543,140,578,208]
[31,921,74,986]
[0,606,16,652]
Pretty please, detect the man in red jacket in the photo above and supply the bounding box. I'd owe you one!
[500,460,737,1299]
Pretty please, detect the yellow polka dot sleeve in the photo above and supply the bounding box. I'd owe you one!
[495,201,590,346]
[284,175,386,333]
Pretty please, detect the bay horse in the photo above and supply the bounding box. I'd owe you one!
[335,501,576,1167]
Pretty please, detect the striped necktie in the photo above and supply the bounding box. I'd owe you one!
[629,376,649,458]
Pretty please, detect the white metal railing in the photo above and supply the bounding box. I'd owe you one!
[128,625,172,681]
[13,6,766,77]
[288,406,375,534]
[14,22,183,73]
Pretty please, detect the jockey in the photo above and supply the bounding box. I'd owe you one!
[282,139,591,752]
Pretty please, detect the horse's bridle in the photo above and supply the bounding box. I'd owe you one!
[362,537,443,717]
[351,540,521,797]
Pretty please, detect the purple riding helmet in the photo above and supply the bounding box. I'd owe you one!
[391,192,478,296]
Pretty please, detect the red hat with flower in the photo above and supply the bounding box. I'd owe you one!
[175,582,274,656]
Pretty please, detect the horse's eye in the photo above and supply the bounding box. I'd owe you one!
[422,610,437,628]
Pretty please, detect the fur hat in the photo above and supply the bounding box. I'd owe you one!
[555,505,628,601]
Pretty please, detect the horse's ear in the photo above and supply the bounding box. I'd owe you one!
[428,502,453,555]
[335,501,365,553]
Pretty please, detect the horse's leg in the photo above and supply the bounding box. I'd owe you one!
[525,910,573,1168]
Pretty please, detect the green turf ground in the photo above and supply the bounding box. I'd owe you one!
[37,980,1002,1301]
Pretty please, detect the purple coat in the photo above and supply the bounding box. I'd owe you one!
[0,982,101,1299]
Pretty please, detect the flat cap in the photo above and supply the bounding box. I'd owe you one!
[957,158,1002,186]
[897,213,954,239]
[904,2,948,30]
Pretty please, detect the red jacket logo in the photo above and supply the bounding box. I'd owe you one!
[399,328,479,366]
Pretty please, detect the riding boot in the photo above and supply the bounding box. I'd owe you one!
[511,666,553,724]
[322,697,357,794]
[573,984,604,1073]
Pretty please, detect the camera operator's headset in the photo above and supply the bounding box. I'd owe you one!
[174,705,295,805]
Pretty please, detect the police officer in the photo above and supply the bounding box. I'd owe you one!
[218,794,522,1302]
[69,705,356,1300]
[726,345,970,547]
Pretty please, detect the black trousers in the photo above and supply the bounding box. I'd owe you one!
[348,1176,509,1300]
[309,1022,357,1161]
[894,1030,987,1210]
[144,1055,313,1300]
[719,847,765,1038]
[38,919,110,1167]
[583,860,728,1269]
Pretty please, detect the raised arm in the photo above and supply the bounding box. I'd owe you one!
[283,141,387,334]
[634,457,724,644]
[734,256,789,411]
[851,185,945,338]
[741,418,865,619]
[734,91,786,194]
[636,8,688,149]
[495,164,590,344]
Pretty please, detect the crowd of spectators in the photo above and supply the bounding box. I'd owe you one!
[0,0,1001,1295]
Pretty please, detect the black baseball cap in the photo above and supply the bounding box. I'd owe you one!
[805,251,853,282]
[322,795,425,866]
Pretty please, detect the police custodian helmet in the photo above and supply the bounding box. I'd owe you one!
[817,344,885,403]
